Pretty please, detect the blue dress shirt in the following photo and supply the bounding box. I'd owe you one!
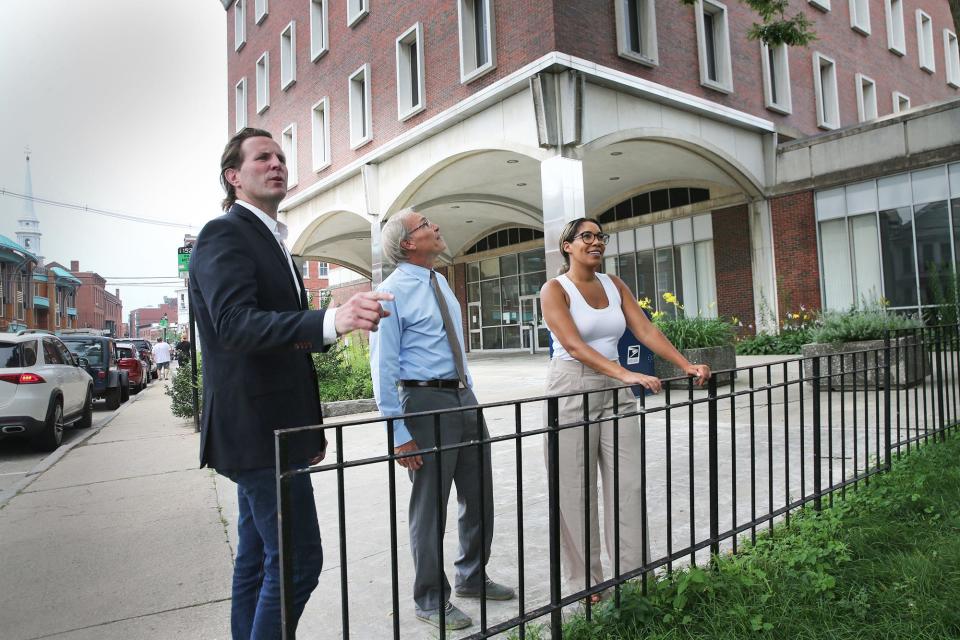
[370,262,473,446]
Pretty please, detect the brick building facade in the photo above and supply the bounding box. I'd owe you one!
[68,261,124,336]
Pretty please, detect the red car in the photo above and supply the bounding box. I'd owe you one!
[115,342,148,393]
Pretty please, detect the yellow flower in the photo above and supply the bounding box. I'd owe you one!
[651,310,665,320]
[792,313,800,320]
[662,292,678,306]
[637,297,652,310]
[731,316,740,325]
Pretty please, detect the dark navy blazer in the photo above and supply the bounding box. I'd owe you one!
[189,204,327,470]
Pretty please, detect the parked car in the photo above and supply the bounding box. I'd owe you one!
[116,342,148,393]
[0,331,94,451]
[128,338,158,380]
[58,333,130,409]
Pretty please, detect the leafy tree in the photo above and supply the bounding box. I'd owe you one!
[679,0,816,46]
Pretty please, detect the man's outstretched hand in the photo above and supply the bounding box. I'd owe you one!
[334,291,395,335]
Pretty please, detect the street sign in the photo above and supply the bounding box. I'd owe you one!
[177,246,192,276]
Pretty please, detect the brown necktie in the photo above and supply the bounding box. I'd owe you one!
[430,270,467,388]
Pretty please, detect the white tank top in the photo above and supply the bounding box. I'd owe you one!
[549,273,625,361]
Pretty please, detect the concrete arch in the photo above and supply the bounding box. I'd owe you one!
[289,208,369,256]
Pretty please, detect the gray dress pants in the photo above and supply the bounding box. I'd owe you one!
[400,386,494,614]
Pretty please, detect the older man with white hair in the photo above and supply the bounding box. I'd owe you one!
[370,209,515,630]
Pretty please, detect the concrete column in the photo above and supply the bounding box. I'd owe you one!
[540,154,586,278]
[361,163,387,287]
[749,199,779,333]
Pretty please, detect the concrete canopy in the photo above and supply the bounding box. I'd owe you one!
[291,209,373,278]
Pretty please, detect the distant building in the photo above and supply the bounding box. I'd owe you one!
[129,297,178,339]
[67,261,123,336]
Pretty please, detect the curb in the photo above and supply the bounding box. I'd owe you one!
[0,386,150,509]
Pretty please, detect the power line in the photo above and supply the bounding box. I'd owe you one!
[1,188,198,229]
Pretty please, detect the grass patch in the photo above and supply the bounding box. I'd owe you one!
[518,431,960,639]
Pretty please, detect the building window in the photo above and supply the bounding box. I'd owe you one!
[255,0,268,24]
[347,0,369,27]
[597,187,711,224]
[892,91,911,113]
[396,23,425,120]
[256,52,270,113]
[301,261,310,278]
[856,73,878,122]
[235,78,248,131]
[813,52,840,130]
[311,97,331,172]
[349,64,372,149]
[917,10,935,73]
[281,21,296,90]
[848,0,870,35]
[695,0,733,93]
[885,0,905,55]
[458,0,496,83]
[761,42,791,114]
[319,289,332,307]
[234,0,246,51]
[466,247,547,350]
[310,0,328,61]
[614,0,658,66]
[809,0,830,11]
[281,123,298,189]
[318,262,329,277]
[945,30,960,88]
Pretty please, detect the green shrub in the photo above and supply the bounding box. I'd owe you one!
[313,339,373,402]
[809,306,923,344]
[645,293,736,350]
[736,327,813,355]
[166,354,202,419]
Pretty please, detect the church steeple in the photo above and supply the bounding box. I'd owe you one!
[15,148,42,264]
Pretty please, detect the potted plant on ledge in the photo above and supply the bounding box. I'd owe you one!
[644,293,738,387]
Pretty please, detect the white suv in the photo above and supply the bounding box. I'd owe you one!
[0,331,94,451]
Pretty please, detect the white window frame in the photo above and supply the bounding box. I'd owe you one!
[396,23,426,121]
[256,52,270,114]
[614,0,659,66]
[234,0,246,51]
[885,0,905,55]
[945,29,960,88]
[301,261,310,278]
[347,0,369,27]
[311,97,331,172]
[281,21,297,91]
[892,91,911,113]
[349,64,373,149]
[855,73,878,122]
[318,262,329,277]
[813,52,841,130]
[255,0,268,24]
[761,42,792,114]
[281,123,298,189]
[235,77,248,131]
[848,0,870,36]
[917,10,935,73]
[457,0,497,83]
[809,0,830,11]
[694,0,733,93]
[310,0,329,62]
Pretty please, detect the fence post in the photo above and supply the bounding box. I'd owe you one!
[936,326,947,442]
[275,432,295,640]
[883,332,892,472]
[707,375,719,560]
[811,356,822,511]
[546,396,563,640]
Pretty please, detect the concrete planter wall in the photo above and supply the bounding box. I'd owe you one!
[655,345,737,387]
[322,398,378,417]
[800,336,928,389]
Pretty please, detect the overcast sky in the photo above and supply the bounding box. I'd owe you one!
[0,0,227,314]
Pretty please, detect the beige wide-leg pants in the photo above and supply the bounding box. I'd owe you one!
[543,358,650,596]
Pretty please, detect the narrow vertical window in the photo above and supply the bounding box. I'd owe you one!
[311,97,331,171]
[281,21,296,90]
[396,23,425,120]
[885,0,905,55]
[310,0,328,61]
[945,30,960,88]
[235,78,247,131]
[848,0,870,35]
[917,10,935,73]
[856,73,878,122]
[813,52,840,129]
[255,0,268,24]
[347,0,369,27]
[349,64,372,148]
[256,52,269,113]
[458,0,496,82]
[892,91,911,113]
[319,262,329,277]
[234,0,246,51]
[281,123,297,189]
[695,0,733,92]
[761,42,792,113]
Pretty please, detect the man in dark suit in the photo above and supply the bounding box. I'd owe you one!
[190,127,392,640]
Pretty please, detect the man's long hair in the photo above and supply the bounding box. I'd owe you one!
[220,127,273,211]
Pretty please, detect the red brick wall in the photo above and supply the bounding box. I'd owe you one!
[555,0,958,136]
[327,279,372,307]
[770,191,822,318]
[711,204,755,334]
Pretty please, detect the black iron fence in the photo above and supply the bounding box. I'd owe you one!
[275,326,960,639]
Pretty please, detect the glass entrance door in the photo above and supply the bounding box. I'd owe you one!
[467,302,482,351]
[519,295,548,351]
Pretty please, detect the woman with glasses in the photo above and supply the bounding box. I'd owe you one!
[540,217,710,602]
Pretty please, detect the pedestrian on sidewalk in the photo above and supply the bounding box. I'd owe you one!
[190,127,393,640]
[541,217,711,601]
[152,338,172,380]
[371,209,515,631]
